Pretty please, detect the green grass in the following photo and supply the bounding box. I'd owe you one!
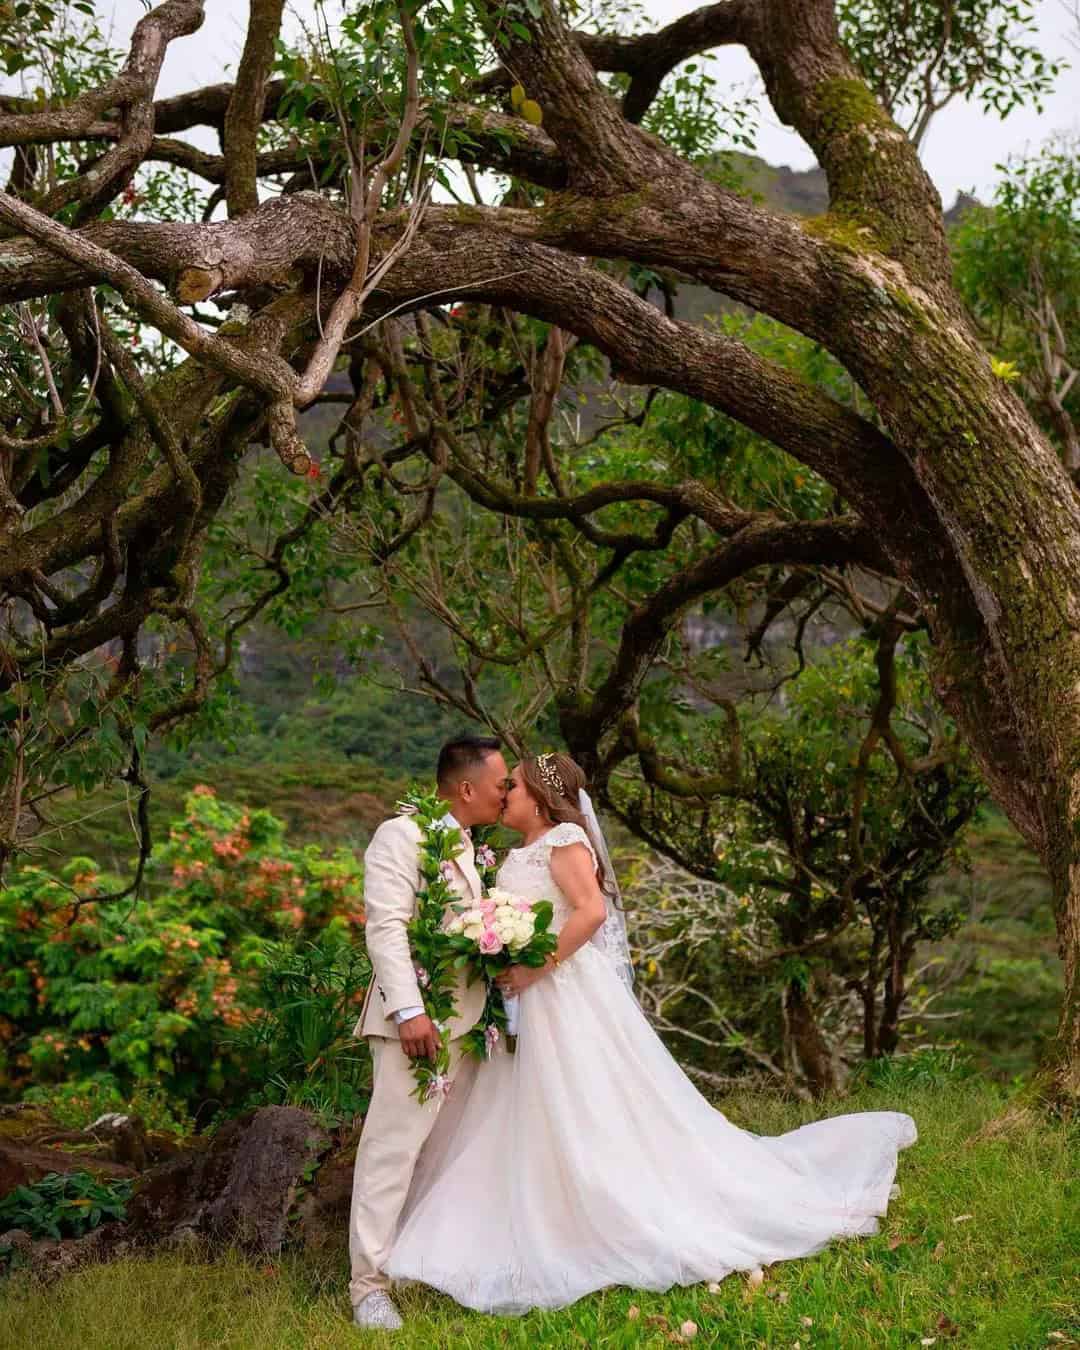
[2,1081,1076,1349]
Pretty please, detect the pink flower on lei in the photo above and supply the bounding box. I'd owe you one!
[424,1073,452,1103]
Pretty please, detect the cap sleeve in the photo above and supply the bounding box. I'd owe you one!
[545,821,597,865]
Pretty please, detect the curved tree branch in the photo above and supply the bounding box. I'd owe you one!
[4,0,206,226]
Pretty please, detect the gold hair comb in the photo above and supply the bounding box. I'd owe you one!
[536,752,566,797]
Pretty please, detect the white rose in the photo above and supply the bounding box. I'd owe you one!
[508,920,532,949]
[446,914,466,935]
[463,923,484,942]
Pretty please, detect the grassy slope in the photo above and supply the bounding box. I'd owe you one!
[2,1081,1076,1349]
[31,678,461,870]
[31,750,404,877]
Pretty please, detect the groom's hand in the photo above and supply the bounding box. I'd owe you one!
[398,1013,440,1060]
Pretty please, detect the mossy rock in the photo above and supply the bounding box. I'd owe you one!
[0,1107,55,1142]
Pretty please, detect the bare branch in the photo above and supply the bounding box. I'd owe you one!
[223,0,287,218]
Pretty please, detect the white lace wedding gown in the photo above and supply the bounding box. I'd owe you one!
[385,823,917,1314]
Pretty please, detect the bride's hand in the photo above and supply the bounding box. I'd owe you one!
[495,963,548,997]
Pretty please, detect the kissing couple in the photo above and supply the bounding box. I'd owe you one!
[348,735,916,1330]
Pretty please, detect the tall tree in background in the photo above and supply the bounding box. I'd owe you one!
[0,0,1078,1101]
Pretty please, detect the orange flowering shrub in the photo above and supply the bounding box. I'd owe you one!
[0,788,366,1119]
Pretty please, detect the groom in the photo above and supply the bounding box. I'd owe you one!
[349,733,509,1331]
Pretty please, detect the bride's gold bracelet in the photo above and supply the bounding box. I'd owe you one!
[549,952,562,968]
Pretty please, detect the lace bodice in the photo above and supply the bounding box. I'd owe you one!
[496,822,598,931]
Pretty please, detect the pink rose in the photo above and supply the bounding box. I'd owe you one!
[478,928,504,955]
[480,899,497,916]
[513,901,533,913]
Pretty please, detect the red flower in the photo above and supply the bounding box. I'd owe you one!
[307,461,321,480]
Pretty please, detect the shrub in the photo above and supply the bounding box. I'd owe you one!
[0,1171,132,1241]
[21,1075,194,1135]
[226,936,372,1126]
[0,788,367,1120]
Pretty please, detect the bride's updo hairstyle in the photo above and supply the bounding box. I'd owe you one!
[520,751,588,828]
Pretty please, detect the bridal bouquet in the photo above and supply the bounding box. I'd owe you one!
[446,889,557,1038]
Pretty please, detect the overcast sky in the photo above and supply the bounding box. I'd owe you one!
[98,1,1078,209]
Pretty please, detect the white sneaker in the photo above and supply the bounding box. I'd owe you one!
[353,1290,404,1331]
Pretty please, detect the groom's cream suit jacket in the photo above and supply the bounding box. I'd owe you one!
[354,812,488,1040]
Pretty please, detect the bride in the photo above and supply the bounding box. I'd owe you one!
[385,751,917,1314]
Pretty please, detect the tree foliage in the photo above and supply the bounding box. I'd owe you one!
[837,0,1060,147]
[953,140,1080,474]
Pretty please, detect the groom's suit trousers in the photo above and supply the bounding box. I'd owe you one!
[349,1034,470,1303]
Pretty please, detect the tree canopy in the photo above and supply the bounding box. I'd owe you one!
[1,0,1079,1100]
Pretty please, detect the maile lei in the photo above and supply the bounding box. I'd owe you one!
[399,786,507,1103]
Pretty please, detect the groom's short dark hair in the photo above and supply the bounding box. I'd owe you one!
[437,734,502,789]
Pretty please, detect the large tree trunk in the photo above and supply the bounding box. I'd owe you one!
[850,318,1080,1105]
[680,0,1080,1101]
[1044,857,1080,1103]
